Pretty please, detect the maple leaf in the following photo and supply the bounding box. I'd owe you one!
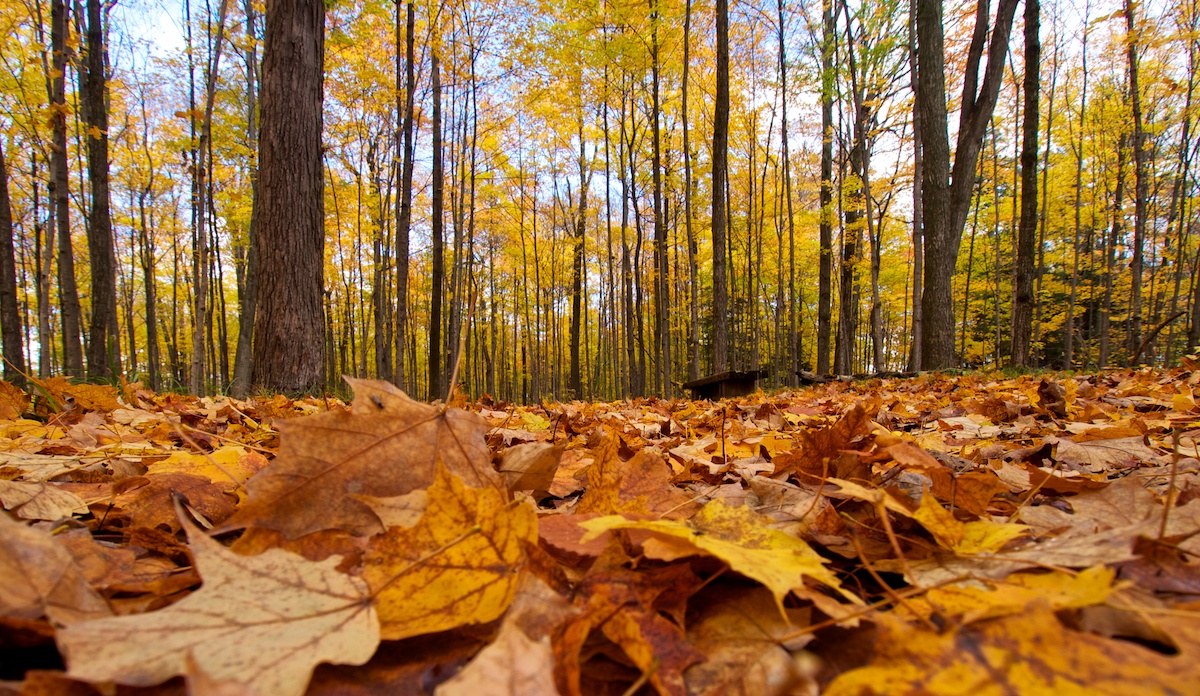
[580,500,859,612]
[0,514,112,626]
[576,431,698,517]
[220,378,502,538]
[57,508,379,696]
[362,464,536,640]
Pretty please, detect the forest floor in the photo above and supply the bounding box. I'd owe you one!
[1,367,1199,695]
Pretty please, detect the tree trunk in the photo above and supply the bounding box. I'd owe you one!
[51,0,84,377]
[778,0,797,381]
[907,0,923,371]
[1065,14,1089,368]
[916,0,1019,369]
[650,0,668,395]
[80,0,121,379]
[711,0,730,373]
[681,0,699,382]
[231,0,259,397]
[817,0,834,374]
[1100,140,1126,368]
[1010,0,1039,367]
[252,0,325,393]
[1125,0,1147,361]
[0,141,24,382]
[394,0,415,391]
[429,52,444,401]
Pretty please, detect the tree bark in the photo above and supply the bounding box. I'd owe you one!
[252,0,326,393]
[916,0,1019,369]
[711,0,730,373]
[778,0,797,381]
[50,0,84,377]
[682,0,699,382]
[429,52,444,401]
[394,0,415,390]
[0,141,24,382]
[907,0,923,371]
[231,0,259,397]
[817,0,834,374]
[1125,0,1147,361]
[1010,0,1039,367]
[80,0,121,379]
[650,0,668,394]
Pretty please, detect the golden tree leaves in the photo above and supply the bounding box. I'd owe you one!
[222,378,502,538]
[57,512,380,696]
[363,464,536,640]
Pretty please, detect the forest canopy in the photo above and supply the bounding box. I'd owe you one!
[0,0,1196,398]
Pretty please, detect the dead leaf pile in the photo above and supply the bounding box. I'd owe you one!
[2,368,1200,695]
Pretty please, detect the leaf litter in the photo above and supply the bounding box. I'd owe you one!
[0,368,1199,694]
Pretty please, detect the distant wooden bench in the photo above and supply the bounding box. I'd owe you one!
[682,370,765,400]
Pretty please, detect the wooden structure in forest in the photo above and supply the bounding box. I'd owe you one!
[682,370,765,400]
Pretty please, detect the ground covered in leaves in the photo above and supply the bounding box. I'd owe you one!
[2,369,1200,695]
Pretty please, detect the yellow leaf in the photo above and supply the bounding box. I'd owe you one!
[1173,386,1195,412]
[148,446,265,488]
[905,567,1116,623]
[362,465,536,640]
[520,411,551,431]
[580,500,860,613]
[825,607,1200,695]
[912,494,1027,554]
[57,510,379,696]
[86,125,104,139]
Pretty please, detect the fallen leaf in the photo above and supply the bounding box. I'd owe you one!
[362,465,536,640]
[684,586,816,696]
[576,432,697,517]
[221,379,502,538]
[911,494,1028,554]
[0,515,112,625]
[1051,435,1159,472]
[824,607,1200,695]
[57,507,379,696]
[434,620,557,696]
[498,441,563,493]
[580,500,858,611]
[0,480,88,520]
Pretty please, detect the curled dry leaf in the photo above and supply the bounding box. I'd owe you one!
[0,514,112,626]
[497,441,563,493]
[221,378,502,538]
[57,508,379,696]
[362,464,537,641]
